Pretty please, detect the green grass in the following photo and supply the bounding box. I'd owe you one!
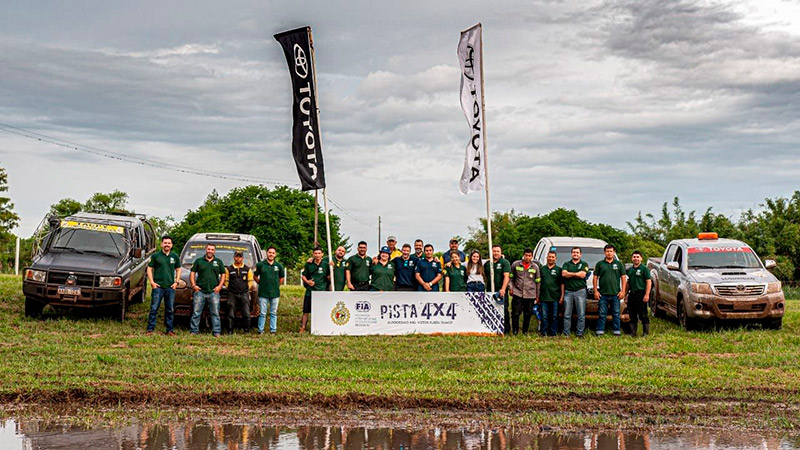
[1,274,799,430]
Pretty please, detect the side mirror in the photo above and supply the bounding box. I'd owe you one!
[666,261,680,271]
[764,259,777,270]
[132,248,143,258]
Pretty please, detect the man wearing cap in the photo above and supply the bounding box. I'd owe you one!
[440,238,466,267]
[253,246,284,334]
[415,244,443,291]
[346,241,372,291]
[190,243,226,337]
[386,236,403,260]
[224,250,254,334]
[146,235,181,336]
[370,246,396,291]
[300,247,330,333]
[393,243,418,291]
[508,248,540,335]
[484,244,511,334]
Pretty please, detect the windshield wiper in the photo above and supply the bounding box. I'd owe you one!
[689,265,716,269]
[51,246,85,254]
[717,265,753,269]
[81,249,121,257]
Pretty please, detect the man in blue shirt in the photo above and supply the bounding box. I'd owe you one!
[393,243,418,291]
[415,244,442,291]
[440,238,466,267]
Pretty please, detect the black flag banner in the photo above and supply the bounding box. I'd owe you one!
[274,26,326,191]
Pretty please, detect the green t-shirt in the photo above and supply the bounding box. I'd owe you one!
[539,263,562,302]
[561,259,590,292]
[370,261,395,291]
[191,257,225,293]
[626,264,651,292]
[444,264,467,292]
[254,259,284,298]
[345,254,372,284]
[484,258,511,292]
[303,259,330,291]
[148,250,181,287]
[594,259,626,296]
[324,256,347,291]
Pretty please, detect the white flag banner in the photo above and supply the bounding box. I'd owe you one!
[311,291,504,336]
[458,23,485,194]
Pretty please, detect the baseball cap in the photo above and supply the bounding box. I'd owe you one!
[234,251,243,257]
[380,246,391,254]
[450,237,459,244]
[387,235,397,242]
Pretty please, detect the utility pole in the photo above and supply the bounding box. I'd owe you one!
[377,216,381,251]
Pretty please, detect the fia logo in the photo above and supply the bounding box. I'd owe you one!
[355,301,371,313]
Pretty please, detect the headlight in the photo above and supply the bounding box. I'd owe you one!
[99,276,122,288]
[767,281,782,294]
[691,282,713,294]
[25,269,46,282]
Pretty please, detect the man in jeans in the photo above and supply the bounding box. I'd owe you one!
[190,243,226,337]
[254,246,284,334]
[538,250,564,337]
[593,244,627,336]
[224,251,253,334]
[561,247,590,337]
[508,248,540,335]
[146,235,181,336]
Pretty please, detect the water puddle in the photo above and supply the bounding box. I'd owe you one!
[0,418,796,449]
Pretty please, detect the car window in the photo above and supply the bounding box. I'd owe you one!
[181,243,254,267]
[665,244,677,263]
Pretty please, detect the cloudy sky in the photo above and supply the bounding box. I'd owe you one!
[1,0,800,251]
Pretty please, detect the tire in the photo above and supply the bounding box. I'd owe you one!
[131,277,147,304]
[763,318,782,330]
[24,297,44,318]
[677,297,698,331]
[113,298,127,322]
[650,286,665,319]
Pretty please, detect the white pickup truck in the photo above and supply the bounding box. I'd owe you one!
[647,233,785,330]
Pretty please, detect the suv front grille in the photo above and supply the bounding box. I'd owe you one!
[714,284,765,296]
[47,271,96,288]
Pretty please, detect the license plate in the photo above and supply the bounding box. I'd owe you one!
[58,286,81,297]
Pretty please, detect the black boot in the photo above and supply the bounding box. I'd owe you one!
[642,323,650,336]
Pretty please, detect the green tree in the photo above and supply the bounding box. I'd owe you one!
[170,185,347,266]
[83,190,129,214]
[49,198,82,218]
[0,166,19,233]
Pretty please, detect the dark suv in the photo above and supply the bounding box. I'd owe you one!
[173,233,267,321]
[22,212,156,320]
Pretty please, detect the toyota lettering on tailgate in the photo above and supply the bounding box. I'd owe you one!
[688,247,753,253]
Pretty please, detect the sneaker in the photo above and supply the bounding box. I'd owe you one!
[165,331,176,337]
[270,331,277,334]
[145,330,154,336]
[212,333,220,338]
[258,330,264,335]
[596,331,605,336]
[613,331,621,336]
[190,332,198,336]
[576,334,585,339]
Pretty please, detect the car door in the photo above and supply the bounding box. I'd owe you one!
[659,244,678,309]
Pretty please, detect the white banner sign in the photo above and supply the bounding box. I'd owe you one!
[458,23,485,195]
[311,291,504,336]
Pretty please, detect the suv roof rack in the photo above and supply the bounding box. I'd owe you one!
[205,233,242,241]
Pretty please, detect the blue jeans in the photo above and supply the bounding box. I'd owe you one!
[563,290,587,336]
[597,294,621,335]
[147,287,175,332]
[540,301,558,336]
[258,297,280,333]
[466,281,485,292]
[190,291,221,335]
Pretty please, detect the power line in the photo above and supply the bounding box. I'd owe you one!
[0,122,377,229]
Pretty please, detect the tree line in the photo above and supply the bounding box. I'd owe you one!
[1,164,798,282]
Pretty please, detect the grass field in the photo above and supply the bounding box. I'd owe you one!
[1,274,798,430]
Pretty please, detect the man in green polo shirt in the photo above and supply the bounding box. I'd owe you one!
[145,235,181,336]
[254,246,284,334]
[189,243,226,337]
[484,244,511,334]
[346,241,372,291]
[300,247,330,333]
[538,250,564,337]
[329,246,347,291]
[370,246,396,291]
[561,247,590,337]
[593,244,627,336]
[626,250,652,336]
[444,251,467,292]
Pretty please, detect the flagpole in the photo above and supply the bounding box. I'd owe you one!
[477,25,495,293]
[307,27,335,293]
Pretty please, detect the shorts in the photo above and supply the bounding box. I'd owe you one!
[303,290,312,314]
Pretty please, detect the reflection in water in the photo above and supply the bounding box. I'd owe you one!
[0,418,797,449]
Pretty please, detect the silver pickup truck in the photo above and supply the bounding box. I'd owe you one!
[647,233,785,330]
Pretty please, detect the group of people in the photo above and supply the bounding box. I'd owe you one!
[144,234,653,338]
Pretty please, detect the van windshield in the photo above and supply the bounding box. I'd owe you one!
[553,247,605,268]
[50,228,126,257]
[181,244,254,267]
[687,246,762,269]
